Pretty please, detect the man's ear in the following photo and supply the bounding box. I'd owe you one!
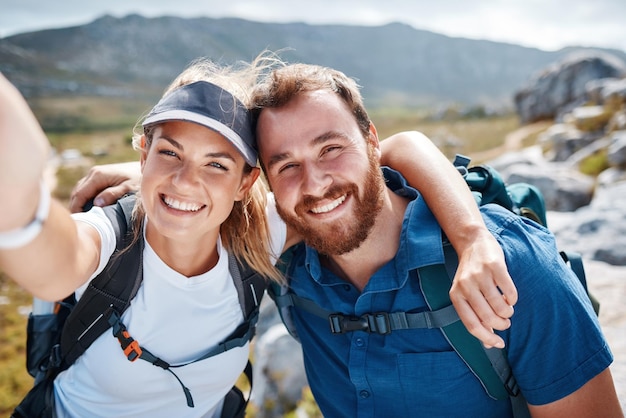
[368,122,382,160]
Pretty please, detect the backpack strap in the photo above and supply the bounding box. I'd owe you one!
[418,244,513,401]
[55,194,143,372]
[220,360,254,418]
[560,251,600,315]
[270,244,460,338]
[103,251,267,409]
[228,252,267,323]
[419,242,531,417]
[268,246,301,341]
[273,244,530,414]
[272,288,459,335]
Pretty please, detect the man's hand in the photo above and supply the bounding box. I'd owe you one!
[449,232,517,349]
[69,162,141,213]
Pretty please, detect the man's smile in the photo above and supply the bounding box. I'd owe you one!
[310,195,347,214]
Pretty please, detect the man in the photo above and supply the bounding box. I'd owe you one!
[247,63,621,417]
[69,63,622,416]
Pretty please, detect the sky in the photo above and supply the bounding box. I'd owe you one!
[2,0,626,52]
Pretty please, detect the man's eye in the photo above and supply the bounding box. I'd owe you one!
[323,146,341,155]
[278,163,297,173]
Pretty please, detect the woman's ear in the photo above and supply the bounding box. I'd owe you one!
[139,135,148,172]
[235,167,261,202]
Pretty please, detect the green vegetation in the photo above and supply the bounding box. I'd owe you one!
[0,275,32,416]
[579,149,611,176]
[371,107,520,159]
[0,96,521,415]
[29,95,153,134]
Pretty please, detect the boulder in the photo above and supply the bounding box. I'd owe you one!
[537,123,597,161]
[548,182,626,265]
[607,130,626,168]
[514,51,626,124]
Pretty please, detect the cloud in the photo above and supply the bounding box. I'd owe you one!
[1,0,625,52]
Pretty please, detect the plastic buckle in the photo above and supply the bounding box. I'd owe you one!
[48,343,62,368]
[329,314,369,334]
[366,312,391,335]
[505,372,521,397]
[123,339,143,362]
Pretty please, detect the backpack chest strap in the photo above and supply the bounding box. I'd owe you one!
[274,291,460,335]
[105,305,259,409]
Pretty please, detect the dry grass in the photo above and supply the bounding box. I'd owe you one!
[372,109,521,159]
[0,275,32,416]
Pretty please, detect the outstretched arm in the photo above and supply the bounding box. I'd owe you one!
[380,131,517,349]
[0,74,100,301]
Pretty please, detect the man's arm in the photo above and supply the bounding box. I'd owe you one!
[380,131,517,348]
[528,368,623,418]
[69,161,141,213]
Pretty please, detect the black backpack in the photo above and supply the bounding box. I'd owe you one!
[269,155,599,418]
[13,194,267,418]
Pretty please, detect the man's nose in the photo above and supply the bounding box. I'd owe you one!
[301,163,332,196]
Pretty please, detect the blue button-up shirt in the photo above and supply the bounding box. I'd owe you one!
[286,168,612,418]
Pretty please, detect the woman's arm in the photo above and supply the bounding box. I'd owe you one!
[0,74,101,301]
[380,131,517,348]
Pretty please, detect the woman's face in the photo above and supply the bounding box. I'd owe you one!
[140,120,258,244]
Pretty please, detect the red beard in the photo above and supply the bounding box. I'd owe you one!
[276,152,385,256]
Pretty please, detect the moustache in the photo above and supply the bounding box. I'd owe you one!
[295,184,356,215]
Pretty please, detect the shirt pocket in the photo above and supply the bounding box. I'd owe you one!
[397,351,509,417]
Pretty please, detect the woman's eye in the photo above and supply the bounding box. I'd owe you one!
[207,161,227,170]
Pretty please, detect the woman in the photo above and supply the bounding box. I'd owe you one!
[1,60,281,417]
[0,56,513,417]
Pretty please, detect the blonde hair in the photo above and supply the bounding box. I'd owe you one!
[128,54,283,283]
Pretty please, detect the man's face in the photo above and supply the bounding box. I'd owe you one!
[256,90,385,255]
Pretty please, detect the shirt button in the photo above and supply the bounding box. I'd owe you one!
[355,338,364,347]
[359,390,370,398]
[343,284,351,291]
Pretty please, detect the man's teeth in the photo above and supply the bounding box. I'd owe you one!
[164,196,202,212]
[310,195,346,214]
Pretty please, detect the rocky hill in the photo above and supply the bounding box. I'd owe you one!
[2,14,625,107]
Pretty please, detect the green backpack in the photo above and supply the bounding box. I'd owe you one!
[270,155,600,418]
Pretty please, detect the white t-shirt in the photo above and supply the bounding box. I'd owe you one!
[266,193,288,265]
[54,204,286,418]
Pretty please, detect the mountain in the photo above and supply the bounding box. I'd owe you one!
[1,14,625,108]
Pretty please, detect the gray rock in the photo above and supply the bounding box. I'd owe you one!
[514,51,626,124]
[607,130,626,168]
[548,182,626,265]
[251,298,308,418]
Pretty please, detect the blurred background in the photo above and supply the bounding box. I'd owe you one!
[1,1,625,415]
